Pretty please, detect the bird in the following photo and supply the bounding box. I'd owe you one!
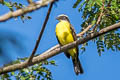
[55,14,83,75]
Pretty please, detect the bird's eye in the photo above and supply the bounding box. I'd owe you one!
[63,17,66,20]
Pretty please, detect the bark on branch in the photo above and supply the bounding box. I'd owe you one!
[77,24,93,37]
[27,0,33,4]
[0,0,55,22]
[0,22,120,74]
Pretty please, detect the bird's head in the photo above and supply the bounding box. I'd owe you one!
[56,14,70,22]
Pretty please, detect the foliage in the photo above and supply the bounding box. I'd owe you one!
[0,1,55,79]
[0,57,56,80]
[0,0,120,78]
[73,0,120,55]
[0,1,31,22]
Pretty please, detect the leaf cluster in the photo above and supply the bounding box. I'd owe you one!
[0,57,56,80]
[0,1,31,22]
[73,0,120,55]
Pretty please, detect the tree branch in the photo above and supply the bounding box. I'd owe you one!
[0,0,4,4]
[0,0,55,22]
[77,0,105,37]
[77,24,93,37]
[27,0,33,4]
[92,11,104,31]
[0,22,120,74]
[92,0,104,31]
[28,2,54,63]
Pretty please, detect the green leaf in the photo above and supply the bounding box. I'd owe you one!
[4,1,12,8]
[95,0,102,6]
[11,72,15,76]
[49,60,56,65]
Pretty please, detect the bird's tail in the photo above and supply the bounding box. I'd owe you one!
[72,57,83,75]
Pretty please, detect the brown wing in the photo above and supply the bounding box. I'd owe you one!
[55,35,70,58]
[70,24,79,56]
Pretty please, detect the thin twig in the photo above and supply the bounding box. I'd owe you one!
[76,0,105,37]
[0,0,4,4]
[28,2,54,63]
[27,0,33,4]
[0,0,54,22]
[92,0,104,31]
[77,24,93,37]
[0,22,120,74]
[92,12,104,31]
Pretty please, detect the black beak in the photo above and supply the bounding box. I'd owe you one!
[56,17,59,20]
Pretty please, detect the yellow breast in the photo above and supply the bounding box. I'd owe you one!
[55,21,77,57]
[55,21,74,45]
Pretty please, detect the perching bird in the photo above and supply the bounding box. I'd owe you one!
[55,14,83,75]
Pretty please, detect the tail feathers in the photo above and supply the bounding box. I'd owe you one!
[72,57,83,75]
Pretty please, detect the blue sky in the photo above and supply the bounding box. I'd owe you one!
[0,0,120,80]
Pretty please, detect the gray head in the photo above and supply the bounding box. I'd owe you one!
[56,14,70,22]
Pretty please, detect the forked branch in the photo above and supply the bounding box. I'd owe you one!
[0,0,55,22]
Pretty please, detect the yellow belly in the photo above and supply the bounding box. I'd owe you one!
[55,21,77,57]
